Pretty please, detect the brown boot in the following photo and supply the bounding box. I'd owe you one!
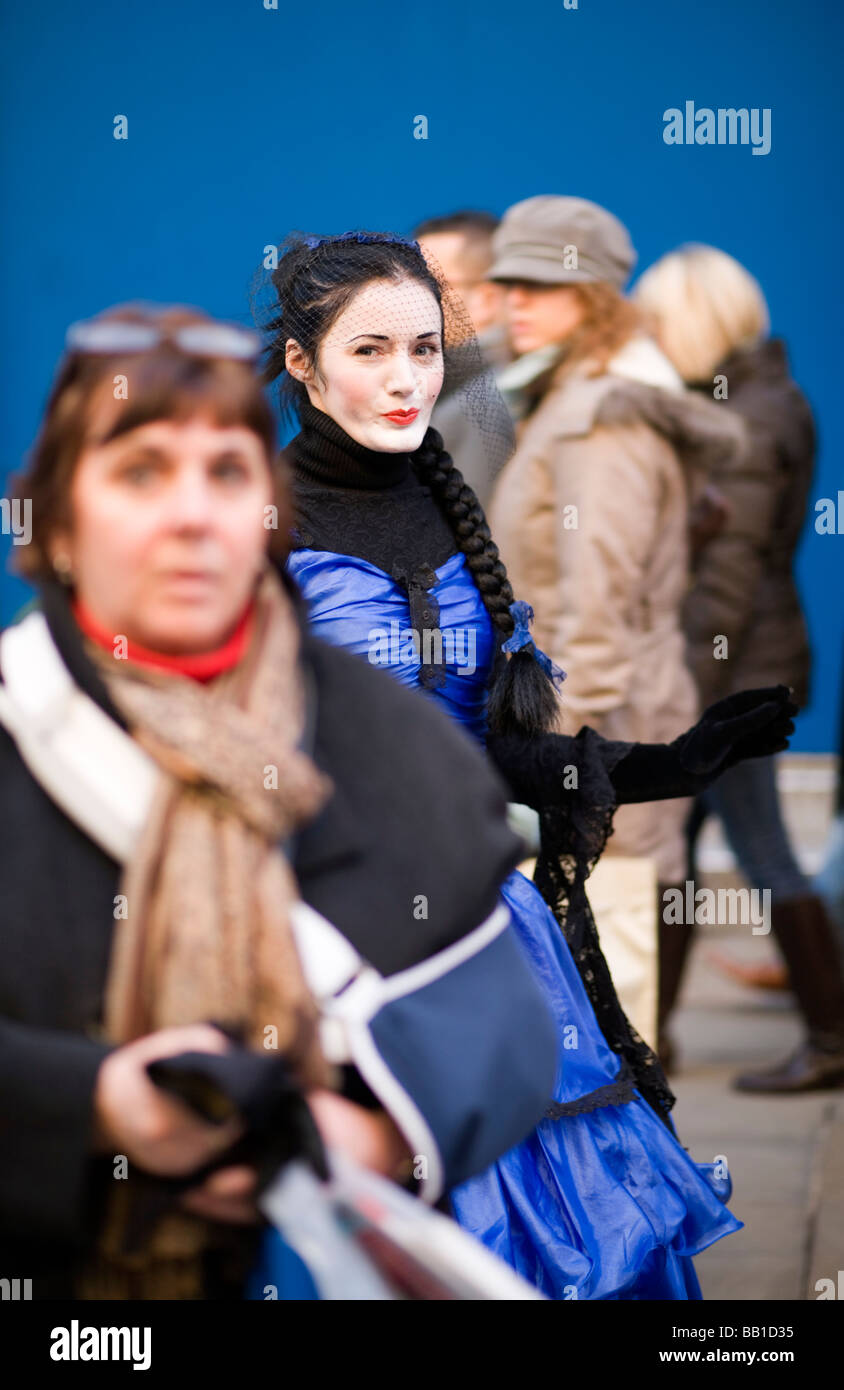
[733,1040,844,1093]
[705,949,789,991]
[733,895,844,1093]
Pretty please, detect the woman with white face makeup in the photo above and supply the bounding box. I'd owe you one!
[254,230,798,1299]
[0,302,560,1299]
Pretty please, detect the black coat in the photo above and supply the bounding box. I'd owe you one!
[685,339,815,707]
[0,583,556,1297]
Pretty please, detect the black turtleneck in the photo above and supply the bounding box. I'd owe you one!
[287,397,457,580]
[292,397,413,491]
[287,398,461,691]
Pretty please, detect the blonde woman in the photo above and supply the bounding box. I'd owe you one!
[487,197,744,1065]
[635,245,844,1092]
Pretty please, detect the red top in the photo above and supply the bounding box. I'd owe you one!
[72,597,255,683]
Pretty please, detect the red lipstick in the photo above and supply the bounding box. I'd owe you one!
[382,408,419,425]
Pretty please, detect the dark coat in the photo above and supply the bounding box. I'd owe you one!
[684,339,815,707]
[0,582,556,1298]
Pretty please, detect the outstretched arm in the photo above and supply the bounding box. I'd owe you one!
[488,687,797,810]
[609,685,796,803]
[486,726,631,810]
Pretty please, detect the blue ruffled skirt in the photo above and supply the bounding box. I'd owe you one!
[448,870,742,1300]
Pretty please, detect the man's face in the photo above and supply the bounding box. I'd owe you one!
[419,231,505,337]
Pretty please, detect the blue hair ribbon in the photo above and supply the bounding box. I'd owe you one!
[302,231,420,252]
[502,600,566,687]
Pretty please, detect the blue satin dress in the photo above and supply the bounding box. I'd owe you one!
[287,546,742,1300]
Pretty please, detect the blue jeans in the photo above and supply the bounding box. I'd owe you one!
[696,756,808,903]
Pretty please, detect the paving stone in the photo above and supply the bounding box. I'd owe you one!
[695,1252,802,1301]
[720,1202,807,1256]
[657,929,843,1300]
[805,1105,844,1297]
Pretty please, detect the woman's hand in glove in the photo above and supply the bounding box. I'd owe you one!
[674,686,798,776]
[92,1024,244,1174]
[609,687,797,805]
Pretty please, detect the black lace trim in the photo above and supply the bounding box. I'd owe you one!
[533,727,677,1126]
[545,1059,636,1119]
[390,562,447,691]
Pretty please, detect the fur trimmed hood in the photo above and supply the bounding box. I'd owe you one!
[539,336,748,482]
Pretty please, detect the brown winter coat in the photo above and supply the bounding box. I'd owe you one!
[488,339,746,881]
[684,339,815,709]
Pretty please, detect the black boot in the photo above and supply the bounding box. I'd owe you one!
[733,895,844,1093]
[657,881,696,1073]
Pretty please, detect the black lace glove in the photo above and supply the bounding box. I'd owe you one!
[610,685,798,805]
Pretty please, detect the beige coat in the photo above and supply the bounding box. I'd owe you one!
[489,338,746,882]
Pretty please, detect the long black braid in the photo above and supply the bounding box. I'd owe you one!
[411,427,561,739]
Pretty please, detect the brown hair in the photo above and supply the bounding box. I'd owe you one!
[556,280,643,377]
[12,303,287,582]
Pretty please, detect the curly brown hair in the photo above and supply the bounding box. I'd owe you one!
[558,280,643,377]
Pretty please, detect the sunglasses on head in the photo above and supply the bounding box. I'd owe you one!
[65,317,262,363]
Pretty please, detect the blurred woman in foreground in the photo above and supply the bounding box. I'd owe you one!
[0,304,557,1298]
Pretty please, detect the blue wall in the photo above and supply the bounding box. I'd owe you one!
[2,0,841,749]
